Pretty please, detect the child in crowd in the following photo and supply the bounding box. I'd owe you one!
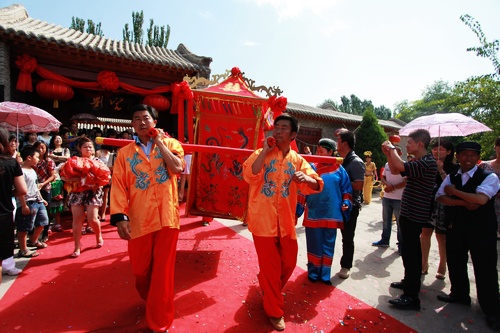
[49,165,65,231]
[33,141,55,242]
[16,146,49,258]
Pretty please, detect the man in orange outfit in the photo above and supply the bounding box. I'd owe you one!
[110,104,185,333]
[243,113,324,331]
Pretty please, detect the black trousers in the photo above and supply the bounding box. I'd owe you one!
[340,206,360,269]
[447,218,500,316]
[399,216,423,299]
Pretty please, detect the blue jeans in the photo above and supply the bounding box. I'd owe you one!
[15,201,49,232]
[381,197,401,247]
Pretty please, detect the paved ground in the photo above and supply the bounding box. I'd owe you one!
[217,194,499,333]
[2,194,499,332]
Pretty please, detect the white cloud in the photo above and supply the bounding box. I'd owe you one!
[198,10,215,21]
[250,0,343,20]
[318,20,347,37]
[242,40,261,47]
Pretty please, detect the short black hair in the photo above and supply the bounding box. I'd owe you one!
[409,129,431,149]
[106,128,117,137]
[274,113,299,134]
[336,129,355,150]
[20,146,38,160]
[130,104,158,120]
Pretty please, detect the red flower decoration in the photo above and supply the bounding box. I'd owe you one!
[15,54,38,92]
[97,70,120,91]
[268,95,288,113]
[15,54,37,73]
[231,67,242,77]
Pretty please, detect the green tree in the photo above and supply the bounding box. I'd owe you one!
[321,94,391,119]
[394,80,453,122]
[354,108,388,174]
[70,17,104,36]
[70,17,85,32]
[338,95,351,113]
[448,76,500,158]
[86,20,103,36]
[146,19,170,47]
[459,14,500,158]
[123,11,144,44]
[460,14,500,78]
[123,11,170,47]
[374,105,392,120]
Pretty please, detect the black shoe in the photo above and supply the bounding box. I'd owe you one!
[390,281,405,290]
[388,294,421,310]
[307,276,318,283]
[321,279,333,286]
[486,315,500,331]
[437,294,471,306]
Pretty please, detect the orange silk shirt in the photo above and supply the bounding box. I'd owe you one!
[243,148,324,240]
[110,138,185,239]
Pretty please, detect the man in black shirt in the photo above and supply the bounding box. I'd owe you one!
[336,129,365,279]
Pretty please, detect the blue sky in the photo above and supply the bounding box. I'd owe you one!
[5,0,500,112]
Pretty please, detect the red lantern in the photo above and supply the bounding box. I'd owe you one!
[389,135,401,144]
[36,80,74,108]
[143,94,170,112]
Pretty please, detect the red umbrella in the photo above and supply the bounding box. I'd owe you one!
[0,101,62,133]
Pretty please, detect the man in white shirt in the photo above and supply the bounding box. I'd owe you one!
[436,141,500,331]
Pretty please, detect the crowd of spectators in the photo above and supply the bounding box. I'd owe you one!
[3,122,133,262]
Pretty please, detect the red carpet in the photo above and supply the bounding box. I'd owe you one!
[0,208,415,332]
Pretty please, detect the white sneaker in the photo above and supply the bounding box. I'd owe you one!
[3,267,22,276]
[339,268,350,279]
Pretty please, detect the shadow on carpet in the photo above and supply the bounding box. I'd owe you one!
[0,214,414,332]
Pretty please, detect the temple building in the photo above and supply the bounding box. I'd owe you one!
[0,3,402,146]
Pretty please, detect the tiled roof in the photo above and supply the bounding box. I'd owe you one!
[0,4,212,75]
[286,102,403,130]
